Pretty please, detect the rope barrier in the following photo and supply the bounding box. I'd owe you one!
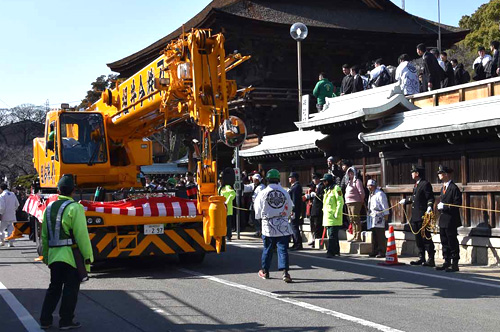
[232,201,496,222]
[443,203,500,213]
[403,208,437,240]
[342,203,399,218]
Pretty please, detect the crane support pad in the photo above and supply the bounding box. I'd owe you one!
[89,224,224,260]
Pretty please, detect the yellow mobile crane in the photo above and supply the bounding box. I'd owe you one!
[28,29,249,262]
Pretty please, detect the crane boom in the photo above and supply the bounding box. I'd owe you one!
[91,29,249,142]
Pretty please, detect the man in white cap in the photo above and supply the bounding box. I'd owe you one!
[366,179,389,258]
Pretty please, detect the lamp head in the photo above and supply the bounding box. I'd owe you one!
[290,23,308,41]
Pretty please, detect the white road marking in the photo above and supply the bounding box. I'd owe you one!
[177,267,404,332]
[0,281,43,332]
[292,252,500,290]
[229,242,500,290]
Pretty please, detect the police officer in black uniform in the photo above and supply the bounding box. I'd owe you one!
[307,173,325,248]
[436,165,462,272]
[399,165,436,267]
[288,172,303,250]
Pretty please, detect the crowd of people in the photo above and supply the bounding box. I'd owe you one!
[312,41,500,111]
[137,171,198,199]
[236,157,463,282]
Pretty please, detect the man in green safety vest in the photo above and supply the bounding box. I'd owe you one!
[39,174,93,330]
[218,168,236,242]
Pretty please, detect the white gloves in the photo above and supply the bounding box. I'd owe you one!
[426,206,432,213]
[310,192,316,198]
[399,199,406,205]
[437,202,444,210]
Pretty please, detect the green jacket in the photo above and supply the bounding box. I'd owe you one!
[42,195,94,271]
[219,185,236,216]
[322,185,344,226]
[313,78,336,105]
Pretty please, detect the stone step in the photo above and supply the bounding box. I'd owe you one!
[340,241,372,254]
[314,238,372,254]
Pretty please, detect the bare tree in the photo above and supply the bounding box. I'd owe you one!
[0,104,45,181]
[0,145,35,183]
[9,104,47,123]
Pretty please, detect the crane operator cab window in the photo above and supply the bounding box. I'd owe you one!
[60,113,107,165]
[46,121,59,161]
[47,123,55,150]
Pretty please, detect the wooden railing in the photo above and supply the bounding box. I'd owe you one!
[408,77,500,108]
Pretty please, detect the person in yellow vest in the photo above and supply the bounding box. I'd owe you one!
[219,168,236,242]
[321,173,344,258]
[39,174,93,330]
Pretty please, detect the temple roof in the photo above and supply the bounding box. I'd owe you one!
[239,130,326,158]
[295,83,417,130]
[360,96,500,144]
[108,0,467,74]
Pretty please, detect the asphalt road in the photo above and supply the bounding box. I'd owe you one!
[2,237,500,332]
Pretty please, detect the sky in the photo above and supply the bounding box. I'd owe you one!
[0,0,489,109]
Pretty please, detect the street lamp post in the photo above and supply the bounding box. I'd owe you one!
[438,0,442,52]
[290,22,308,123]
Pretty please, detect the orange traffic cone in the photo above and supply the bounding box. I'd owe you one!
[378,225,405,266]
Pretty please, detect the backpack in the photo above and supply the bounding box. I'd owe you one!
[473,62,486,81]
[461,69,470,84]
[373,68,391,87]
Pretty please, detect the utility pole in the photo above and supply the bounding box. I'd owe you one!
[401,0,405,10]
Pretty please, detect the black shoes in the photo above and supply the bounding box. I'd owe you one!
[435,261,451,271]
[282,272,292,283]
[289,246,303,251]
[59,321,82,330]
[422,258,435,267]
[436,259,459,272]
[410,257,425,265]
[445,263,459,272]
[40,323,52,330]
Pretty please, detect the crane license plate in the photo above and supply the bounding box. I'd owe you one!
[144,224,164,235]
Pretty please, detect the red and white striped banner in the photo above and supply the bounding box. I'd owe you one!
[80,196,198,217]
[23,195,200,221]
[22,194,58,222]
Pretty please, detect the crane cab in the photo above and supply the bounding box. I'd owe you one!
[35,110,108,190]
[34,108,151,191]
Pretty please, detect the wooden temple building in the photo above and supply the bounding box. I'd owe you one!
[107,0,500,263]
[108,0,466,137]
